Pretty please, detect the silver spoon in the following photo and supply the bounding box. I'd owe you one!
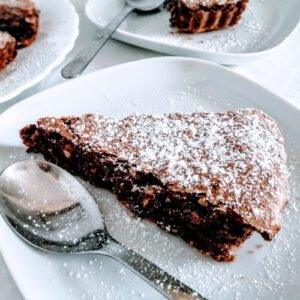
[61,0,165,79]
[0,160,205,300]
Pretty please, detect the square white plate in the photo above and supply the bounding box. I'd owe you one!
[0,57,299,300]
[85,0,300,65]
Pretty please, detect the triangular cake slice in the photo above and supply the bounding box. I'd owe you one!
[20,109,289,261]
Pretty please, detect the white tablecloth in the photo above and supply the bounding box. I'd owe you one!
[0,0,299,299]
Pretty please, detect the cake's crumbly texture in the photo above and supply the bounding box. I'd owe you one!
[20,109,289,262]
[0,0,39,48]
[168,0,249,33]
[0,31,16,69]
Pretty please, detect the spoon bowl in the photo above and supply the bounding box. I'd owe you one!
[0,160,108,253]
[0,160,204,300]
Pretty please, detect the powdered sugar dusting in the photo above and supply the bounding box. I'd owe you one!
[39,108,288,238]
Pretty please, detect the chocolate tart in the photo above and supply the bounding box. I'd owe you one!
[168,0,249,33]
[20,109,289,262]
[0,0,39,48]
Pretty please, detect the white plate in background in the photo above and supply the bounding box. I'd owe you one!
[86,0,300,65]
[0,57,299,300]
[0,0,79,103]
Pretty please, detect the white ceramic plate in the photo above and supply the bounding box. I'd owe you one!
[0,57,299,300]
[0,0,79,103]
[85,0,300,65]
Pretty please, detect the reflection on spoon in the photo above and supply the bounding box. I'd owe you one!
[0,160,205,300]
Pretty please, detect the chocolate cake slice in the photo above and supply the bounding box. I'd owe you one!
[20,109,289,261]
[0,0,39,48]
[168,0,249,33]
[0,30,16,69]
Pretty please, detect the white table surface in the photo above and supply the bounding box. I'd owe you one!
[0,0,299,299]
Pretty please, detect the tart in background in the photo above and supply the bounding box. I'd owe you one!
[169,0,249,33]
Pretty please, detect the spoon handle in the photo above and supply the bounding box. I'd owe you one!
[98,239,206,300]
[61,4,134,79]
